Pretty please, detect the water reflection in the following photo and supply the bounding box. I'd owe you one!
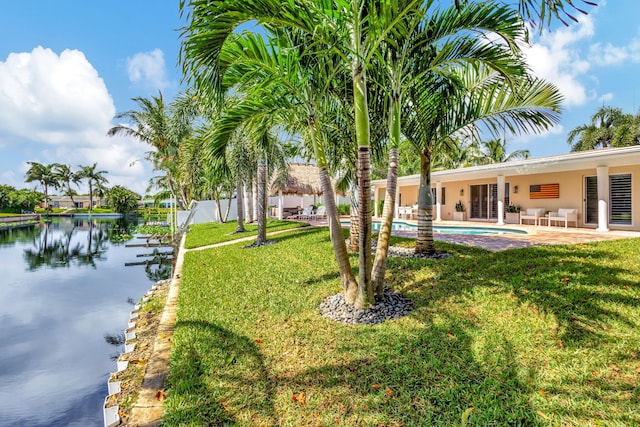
[0,217,171,427]
[19,218,139,271]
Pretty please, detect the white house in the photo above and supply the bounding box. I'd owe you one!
[371,145,640,232]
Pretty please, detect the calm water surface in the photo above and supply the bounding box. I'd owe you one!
[0,217,172,427]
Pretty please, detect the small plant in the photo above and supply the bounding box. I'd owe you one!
[455,200,466,212]
[505,203,521,213]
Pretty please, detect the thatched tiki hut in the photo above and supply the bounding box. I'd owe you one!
[270,163,326,219]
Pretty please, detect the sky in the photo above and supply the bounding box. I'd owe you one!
[1,1,639,196]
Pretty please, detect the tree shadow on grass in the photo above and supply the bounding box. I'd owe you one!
[163,320,277,426]
[162,320,540,426]
[284,323,541,426]
[384,239,640,425]
[391,240,640,349]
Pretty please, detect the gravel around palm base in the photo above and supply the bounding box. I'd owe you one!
[319,286,414,324]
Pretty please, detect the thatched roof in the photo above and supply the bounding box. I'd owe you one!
[270,163,324,196]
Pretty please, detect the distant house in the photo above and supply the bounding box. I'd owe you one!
[48,195,96,209]
[371,145,640,232]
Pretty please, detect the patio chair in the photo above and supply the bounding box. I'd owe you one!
[547,208,578,228]
[292,205,314,220]
[520,207,546,226]
[314,205,327,220]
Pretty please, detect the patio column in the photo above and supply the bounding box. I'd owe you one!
[597,166,609,232]
[373,185,379,218]
[278,190,283,220]
[496,175,505,225]
[435,181,442,222]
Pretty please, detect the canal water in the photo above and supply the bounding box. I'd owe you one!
[0,217,172,427]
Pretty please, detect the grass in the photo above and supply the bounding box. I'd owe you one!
[184,219,309,249]
[163,227,640,426]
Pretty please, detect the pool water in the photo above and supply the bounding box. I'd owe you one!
[342,221,528,235]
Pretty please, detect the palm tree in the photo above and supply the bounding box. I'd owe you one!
[406,62,561,255]
[77,163,109,212]
[53,164,81,210]
[108,92,192,208]
[180,0,426,308]
[204,27,361,300]
[567,106,640,151]
[370,0,558,282]
[179,0,594,308]
[476,138,531,164]
[25,162,59,209]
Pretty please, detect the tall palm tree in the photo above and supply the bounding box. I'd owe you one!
[181,0,426,308]
[108,92,192,208]
[406,62,562,254]
[567,106,640,151]
[370,0,556,284]
[53,164,81,209]
[77,163,109,212]
[208,28,361,300]
[179,0,594,308]
[25,162,59,209]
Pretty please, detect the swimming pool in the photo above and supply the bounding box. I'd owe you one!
[341,221,528,235]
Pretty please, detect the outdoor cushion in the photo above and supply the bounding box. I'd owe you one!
[520,207,546,225]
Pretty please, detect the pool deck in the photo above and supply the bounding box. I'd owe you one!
[305,218,640,252]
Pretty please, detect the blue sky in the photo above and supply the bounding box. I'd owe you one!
[0,1,638,195]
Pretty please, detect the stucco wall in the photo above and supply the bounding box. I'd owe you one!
[374,162,640,231]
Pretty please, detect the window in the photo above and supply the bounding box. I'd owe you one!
[585,174,632,225]
[585,176,598,224]
[431,187,446,205]
[610,174,632,225]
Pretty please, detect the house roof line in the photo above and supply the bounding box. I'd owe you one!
[372,145,640,186]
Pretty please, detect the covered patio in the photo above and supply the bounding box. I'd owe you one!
[371,146,640,233]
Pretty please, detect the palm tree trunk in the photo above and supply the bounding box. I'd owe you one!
[415,150,435,255]
[308,110,358,304]
[372,147,398,296]
[319,167,358,303]
[223,187,232,222]
[88,181,93,213]
[256,157,267,245]
[246,181,254,223]
[353,53,373,309]
[356,145,373,309]
[235,180,246,233]
[349,202,360,253]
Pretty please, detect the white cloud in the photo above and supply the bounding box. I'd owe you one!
[589,34,640,66]
[521,16,595,107]
[127,48,169,90]
[0,46,115,144]
[0,46,151,195]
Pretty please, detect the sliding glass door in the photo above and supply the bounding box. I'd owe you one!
[470,183,510,220]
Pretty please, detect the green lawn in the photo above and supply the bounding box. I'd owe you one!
[164,227,640,426]
[184,219,309,248]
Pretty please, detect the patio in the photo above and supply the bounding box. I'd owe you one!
[304,218,640,251]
